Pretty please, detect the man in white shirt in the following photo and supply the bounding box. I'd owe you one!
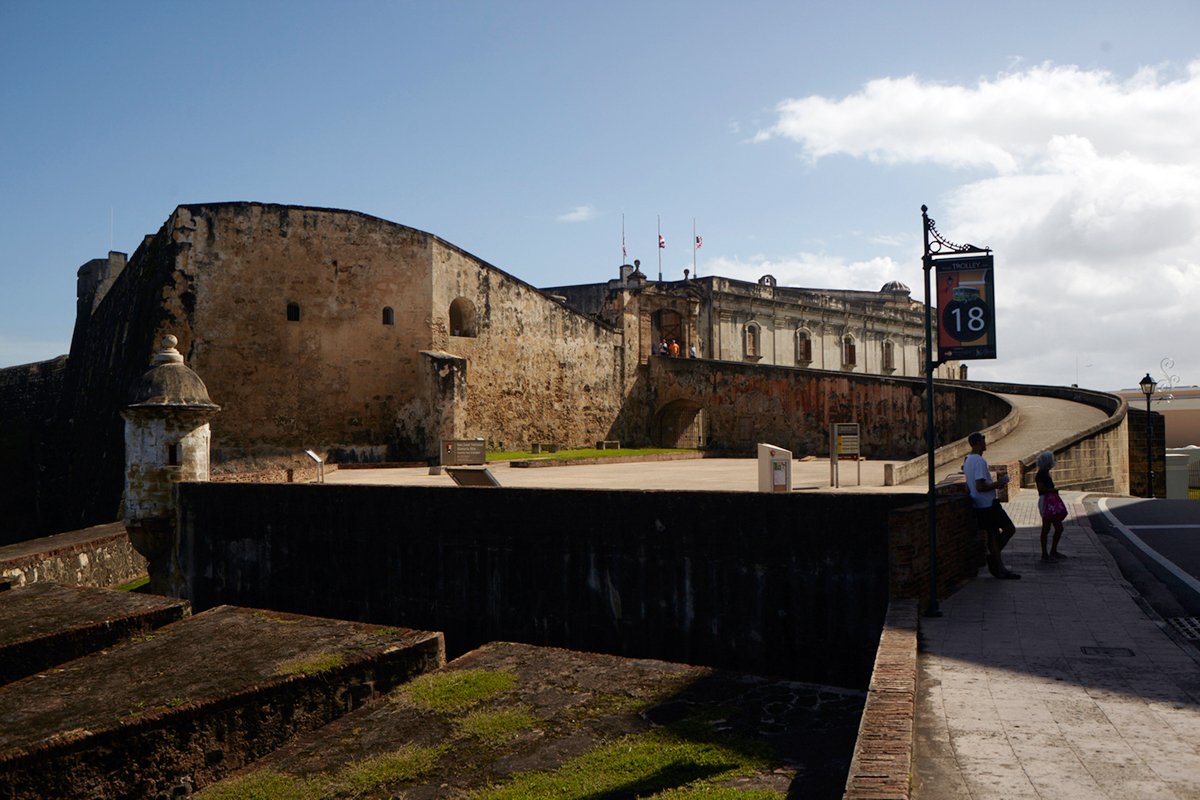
[964,431,1020,579]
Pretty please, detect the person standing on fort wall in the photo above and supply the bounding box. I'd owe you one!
[964,431,1020,580]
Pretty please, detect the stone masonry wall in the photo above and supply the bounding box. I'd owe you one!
[178,204,437,460]
[647,357,1008,458]
[0,522,146,589]
[430,241,627,451]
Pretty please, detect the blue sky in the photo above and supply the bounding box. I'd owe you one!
[2,1,1198,393]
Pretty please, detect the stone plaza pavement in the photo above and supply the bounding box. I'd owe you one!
[914,490,1200,799]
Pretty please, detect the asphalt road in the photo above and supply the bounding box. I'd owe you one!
[1094,497,1200,616]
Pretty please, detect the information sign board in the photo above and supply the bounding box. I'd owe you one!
[935,254,996,360]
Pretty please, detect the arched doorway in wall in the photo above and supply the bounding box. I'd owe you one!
[654,399,707,449]
[652,308,683,350]
[449,297,477,337]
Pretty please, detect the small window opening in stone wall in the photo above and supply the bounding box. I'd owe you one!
[286,302,301,322]
[882,340,895,371]
[796,329,812,364]
[745,323,761,359]
[167,443,180,466]
[842,335,857,367]
[382,307,395,326]
[449,297,478,337]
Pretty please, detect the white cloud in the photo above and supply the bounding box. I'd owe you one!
[556,205,598,223]
[755,61,1200,391]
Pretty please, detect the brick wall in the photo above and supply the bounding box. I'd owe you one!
[843,599,918,800]
[886,492,982,612]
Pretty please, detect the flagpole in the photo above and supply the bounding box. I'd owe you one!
[622,213,626,264]
[657,215,663,281]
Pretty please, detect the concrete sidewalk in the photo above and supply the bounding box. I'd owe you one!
[914,490,1200,799]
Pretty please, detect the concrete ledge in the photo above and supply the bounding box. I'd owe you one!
[510,451,704,468]
[0,606,444,800]
[843,598,918,800]
[0,583,190,685]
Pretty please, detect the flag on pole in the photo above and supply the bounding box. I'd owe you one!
[695,235,703,249]
[622,239,627,259]
[659,234,666,249]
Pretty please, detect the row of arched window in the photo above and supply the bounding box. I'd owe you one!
[283,298,479,337]
[743,324,900,371]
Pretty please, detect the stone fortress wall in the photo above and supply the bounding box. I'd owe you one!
[0,200,1138,544]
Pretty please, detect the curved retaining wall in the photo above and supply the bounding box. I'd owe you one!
[648,358,1011,459]
[966,382,1130,494]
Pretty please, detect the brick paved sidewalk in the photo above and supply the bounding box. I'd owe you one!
[914,491,1200,799]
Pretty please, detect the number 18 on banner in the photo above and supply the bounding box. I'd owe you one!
[935,254,996,361]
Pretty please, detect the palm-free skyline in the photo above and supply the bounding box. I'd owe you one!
[2,1,1197,391]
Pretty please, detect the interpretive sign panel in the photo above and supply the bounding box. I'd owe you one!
[441,439,486,466]
[935,254,996,361]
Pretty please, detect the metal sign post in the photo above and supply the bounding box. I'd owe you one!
[921,205,994,618]
[829,423,861,487]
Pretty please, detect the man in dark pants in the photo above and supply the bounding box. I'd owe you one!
[964,431,1020,579]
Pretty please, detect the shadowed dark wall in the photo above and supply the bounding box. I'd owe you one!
[179,482,922,688]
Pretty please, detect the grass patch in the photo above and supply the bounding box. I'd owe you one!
[403,669,516,712]
[328,744,446,795]
[274,652,344,677]
[197,746,446,799]
[115,575,149,592]
[194,770,323,800]
[1190,488,1199,501]
[469,726,774,799]
[457,707,538,742]
[654,789,783,799]
[488,447,695,462]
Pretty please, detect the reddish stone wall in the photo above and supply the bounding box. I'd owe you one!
[648,357,1008,458]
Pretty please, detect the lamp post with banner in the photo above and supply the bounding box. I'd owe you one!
[921,206,995,617]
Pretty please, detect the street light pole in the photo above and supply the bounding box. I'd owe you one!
[921,206,941,618]
[1140,373,1156,497]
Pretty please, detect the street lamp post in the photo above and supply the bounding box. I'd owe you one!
[1139,373,1156,498]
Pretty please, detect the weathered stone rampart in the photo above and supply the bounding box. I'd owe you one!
[0,522,147,588]
[647,356,1009,457]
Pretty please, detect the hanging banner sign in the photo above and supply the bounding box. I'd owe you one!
[935,254,996,360]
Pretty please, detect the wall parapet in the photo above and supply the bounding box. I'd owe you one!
[842,598,918,800]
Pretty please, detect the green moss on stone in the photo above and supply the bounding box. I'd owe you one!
[274,652,344,677]
[457,707,538,743]
[194,770,323,800]
[469,726,774,800]
[403,669,516,712]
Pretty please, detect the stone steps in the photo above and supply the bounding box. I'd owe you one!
[0,582,189,685]
[0,603,443,799]
[194,641,866,799]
